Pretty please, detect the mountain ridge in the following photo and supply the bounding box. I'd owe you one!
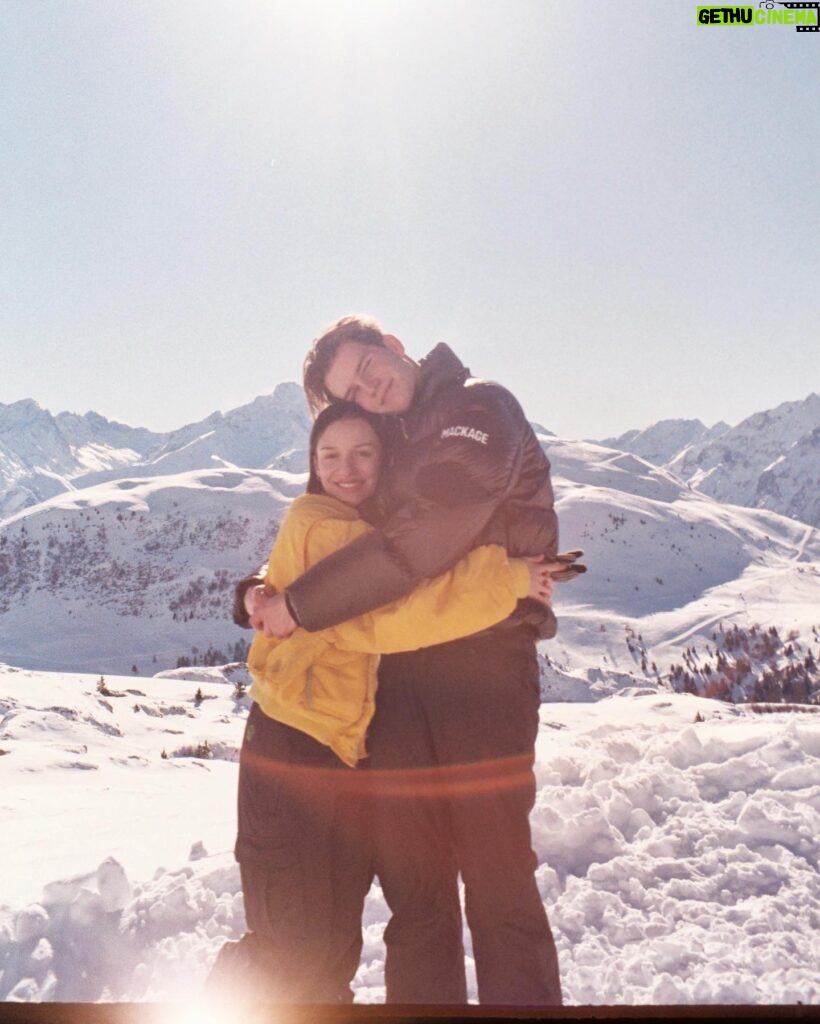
[1,388,818,683]
[0,384,311,518]
[594,392,820,528]
[1,441,817,683]
[3,388,817,526]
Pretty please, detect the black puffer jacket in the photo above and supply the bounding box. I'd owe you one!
[286,344,559,640]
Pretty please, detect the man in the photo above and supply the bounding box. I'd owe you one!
[241,314,572,1006]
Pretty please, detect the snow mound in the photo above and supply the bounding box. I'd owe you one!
[1,668,818,1007]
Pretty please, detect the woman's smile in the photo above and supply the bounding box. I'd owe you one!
[314,417,382,507]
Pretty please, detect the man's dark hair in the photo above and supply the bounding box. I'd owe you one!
[303,314,385,416]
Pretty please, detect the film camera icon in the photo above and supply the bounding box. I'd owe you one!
[773,1,820,32]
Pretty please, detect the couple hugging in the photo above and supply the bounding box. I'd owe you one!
[218,314,581,1007]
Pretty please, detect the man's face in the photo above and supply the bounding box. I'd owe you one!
[324,337,418,415]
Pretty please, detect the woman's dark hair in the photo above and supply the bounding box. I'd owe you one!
[305,401,395,496]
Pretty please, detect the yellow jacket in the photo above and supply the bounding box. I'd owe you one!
[247,494,531,767]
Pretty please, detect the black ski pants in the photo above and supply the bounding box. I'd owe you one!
[234,703,373,1003]
[367,630,563,1007]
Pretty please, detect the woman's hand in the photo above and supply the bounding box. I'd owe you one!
[525,557,554,605]
[524,551,586,604]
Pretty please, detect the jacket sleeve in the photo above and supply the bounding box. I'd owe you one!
[286,384,538,631]
[232,569,267,628]
[322,545,530,653]
[257,546,529,683]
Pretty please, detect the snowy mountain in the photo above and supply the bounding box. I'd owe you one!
[133,384,312,478]
[752,424,820,527]
[1,385,818,693]
[667,407,820,534]
[0,384,312,519]
[596,393,820,528]
[1,665,818,1005]
[4,389,817,528]
[0,467,305,674]
[1,389,819,1009]
[0,400,162,519]
[538,437,819,701]
[1,431,818,698]
[598,418,729,470]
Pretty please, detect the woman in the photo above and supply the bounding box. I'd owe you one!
[217,402,553,1004]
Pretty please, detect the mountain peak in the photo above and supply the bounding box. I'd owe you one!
[0,398,52,433]
[603,393,819,527]
[2,388,818,528]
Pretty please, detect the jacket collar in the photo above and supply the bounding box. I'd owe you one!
[411,343,471,412]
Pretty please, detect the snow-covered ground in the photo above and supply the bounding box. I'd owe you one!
[3,404,819,682]
[1,664,818,1006]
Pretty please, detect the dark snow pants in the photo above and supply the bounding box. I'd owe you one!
[234,702,373,1003]
[367,630,563,1007]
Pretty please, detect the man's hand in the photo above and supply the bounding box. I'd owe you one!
[246,586,297,638]
[243,583,271,622]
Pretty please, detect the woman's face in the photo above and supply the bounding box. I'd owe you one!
[313,417,382,507]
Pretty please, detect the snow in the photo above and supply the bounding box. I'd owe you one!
[3,427,818,680]
[667,394,820,528]
[1,664,818,1006]
[1,389,819,1007]
[0,467,305,673]
[598,418,716,469]
[594,395,820,531]
[0,385,313,519]
[4,389,819,529]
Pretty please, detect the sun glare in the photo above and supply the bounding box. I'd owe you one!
[269,0,402,46]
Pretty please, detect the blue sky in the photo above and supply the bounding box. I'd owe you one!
[1,0,817,440]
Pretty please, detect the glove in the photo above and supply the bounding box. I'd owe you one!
[549,549,587,582]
